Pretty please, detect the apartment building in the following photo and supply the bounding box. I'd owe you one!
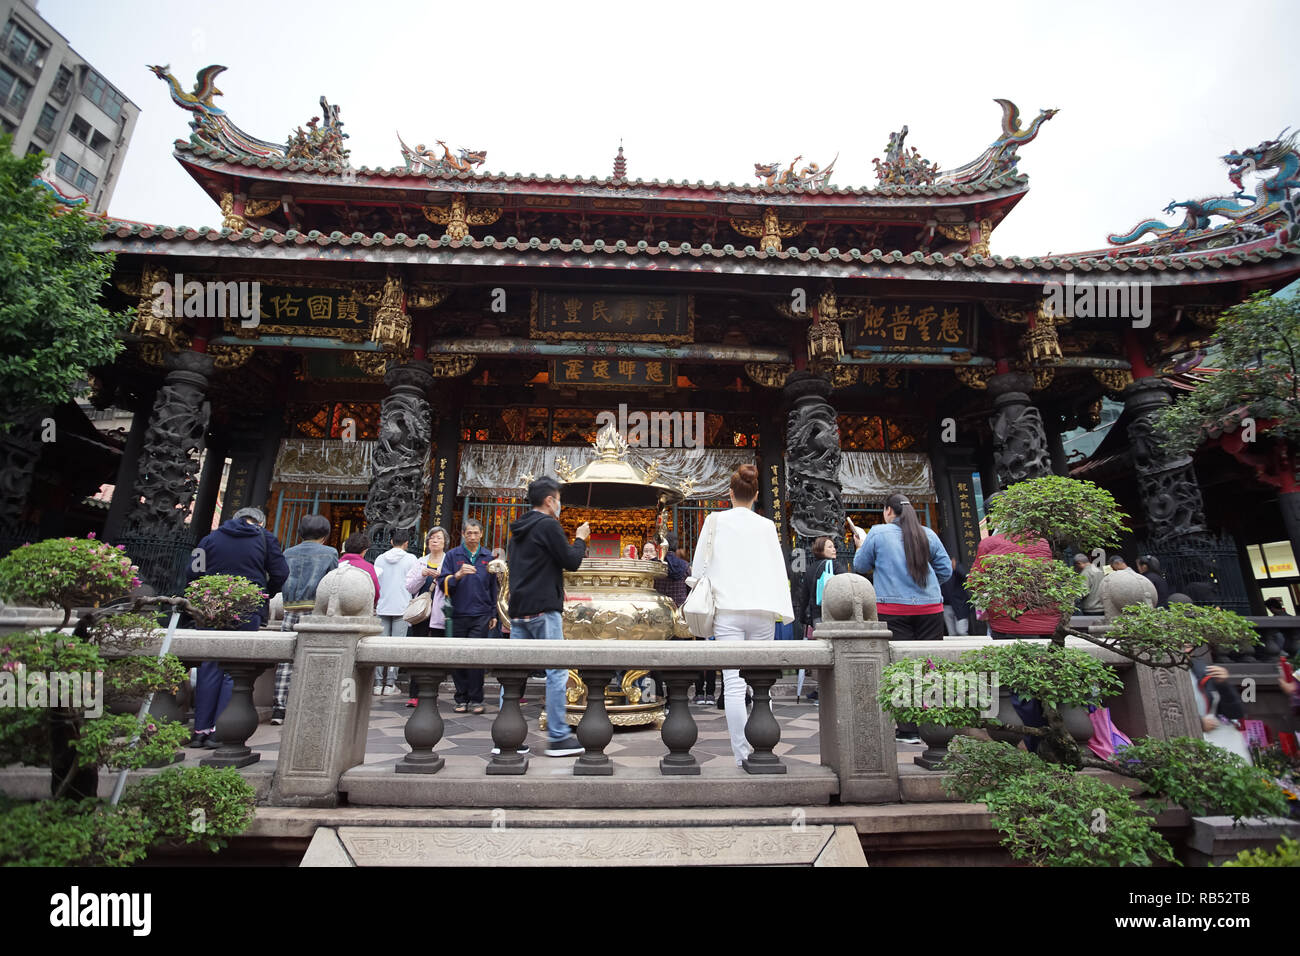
[0,0,138,212]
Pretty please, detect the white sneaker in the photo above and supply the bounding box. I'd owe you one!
[383,685,398,696]
[373,685,384,696]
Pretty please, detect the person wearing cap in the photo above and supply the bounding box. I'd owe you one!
[1135,554,1171,609]
[1072,553,1105,615]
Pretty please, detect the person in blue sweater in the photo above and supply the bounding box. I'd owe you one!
[437,519,499,714]
[850,492,953,744]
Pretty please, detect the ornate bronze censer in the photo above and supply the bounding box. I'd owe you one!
[493,424,692,730]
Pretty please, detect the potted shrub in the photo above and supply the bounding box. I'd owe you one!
[0,535,140,631]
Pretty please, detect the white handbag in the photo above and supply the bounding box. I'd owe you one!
[682,515,718,638]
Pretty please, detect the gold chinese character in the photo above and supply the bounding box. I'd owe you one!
[862,367,881,385]
[646,299,668,327]
[563,359,584,381]
[592,300,613,324]
[860,303,887,339]
[591,360,611,380]
[306,295,333,321]
[913,306,936,343]
[562,298,582,324]
[336,294,360,324]
[645,361,664,384]
[888,306,912,342]
[937,308,962,344]
[884,369,901,388]
[615,300,640,325]
[271,294,303,319]
[617,360,636,380]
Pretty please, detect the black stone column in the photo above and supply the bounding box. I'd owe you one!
[0,406,47,531]
[190,436,227,539]
[219,414,276,523]
[429,397,460,536]
[783,371,844,556]
[366,361,434,555]
[102,403,150,543]
[1124,377,1212,561]
[987,371,1052,490]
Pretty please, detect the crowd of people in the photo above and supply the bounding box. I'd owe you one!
[181,475,1284,765]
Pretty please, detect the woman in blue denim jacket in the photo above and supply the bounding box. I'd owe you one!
[850,492,953,642]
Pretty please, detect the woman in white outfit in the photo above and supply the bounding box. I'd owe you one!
[689,464,794,767]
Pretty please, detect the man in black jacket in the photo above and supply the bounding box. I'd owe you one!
[503,476,590,757]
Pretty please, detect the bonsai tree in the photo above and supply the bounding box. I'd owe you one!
[0,535,141,630]
[880,474,1287,865]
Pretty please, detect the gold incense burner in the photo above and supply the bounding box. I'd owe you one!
[493,424,692,730]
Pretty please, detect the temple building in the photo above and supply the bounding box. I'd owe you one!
[6,65,1300,613]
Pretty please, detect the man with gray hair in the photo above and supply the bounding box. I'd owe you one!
[1072,553,1104,615]
[186,506,289,747]
[436,519,499,714]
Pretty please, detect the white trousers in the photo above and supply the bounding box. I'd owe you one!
[713,609,775,766]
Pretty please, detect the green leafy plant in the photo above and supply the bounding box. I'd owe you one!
[0,536,140,629]
[1098,604,1261,666]
[0,799,156,867]
[965,553,1089,628]
[82,610,164,653]
[959,641,1123,710]
[985,475,1128,554]
[1220,835,1300,867]
[71,713,190,770]
[122,766,256,853]
[104,653,187,702]
[878,657,991,729]
[1116,737,1292,821]
[1154,291,1300,457]
[0,136,129,431]
[184,574,267,628]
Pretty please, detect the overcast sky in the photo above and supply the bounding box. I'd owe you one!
[37,0,1300,256]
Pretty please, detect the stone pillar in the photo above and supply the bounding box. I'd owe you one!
[1124,377,1211,551]
[1045,413,1069,476]
[818,615,898,803]
[987,371,1052,490]
[190,437,227,539]
[125,351,213,538]
[270,613,381,807]
[429,390,460,536]
[102,403,149,543]
[366,361,434,555]
[0,406,46,530]
[219,414,274,523]
[758,394,788,547]
[783,371,844,555]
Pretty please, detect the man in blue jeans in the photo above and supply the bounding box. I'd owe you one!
[497,476,590,757]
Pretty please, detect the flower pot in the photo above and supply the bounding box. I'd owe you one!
[915,722,959,770]
[1060,705,1095,746]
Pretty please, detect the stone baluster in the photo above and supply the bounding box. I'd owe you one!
[202,663,267,769]
[398,667,447,774]
[487,670,531,775]
[739,669,785,774]
[659,675,700,775]
[574,668,614,775]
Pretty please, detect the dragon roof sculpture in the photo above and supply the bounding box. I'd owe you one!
[1109,129,1300,251]
[149,63,349,166]
[397,134,487,175]
[753,155,837,188]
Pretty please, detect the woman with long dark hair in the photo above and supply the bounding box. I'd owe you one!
[850,493,952,744]
[688,464,794,767]
[850,493,952,641]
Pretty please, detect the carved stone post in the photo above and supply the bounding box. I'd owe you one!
[398,667,447,773]
[739,669,785,774]
[574,668,615,775]
[987,371,1052,490]
[487,670,531,775]
[125,351,213,538]
[659,675,701,775]
[202,663,267,769]
[784,370,844,558]
[366,361,433,556]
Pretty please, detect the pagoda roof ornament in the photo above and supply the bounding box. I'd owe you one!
[1107,129,1300,252]
[612,142,627,180]
[872,126,941,186]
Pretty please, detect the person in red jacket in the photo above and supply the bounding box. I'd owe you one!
[973,522,1058,640]
[338,531,379,606]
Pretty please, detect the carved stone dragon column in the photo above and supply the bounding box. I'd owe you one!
[784,369,845,555]
[125,350,214,539]
[987,371,1052,490]
[1124,377,1214,573]
[365,360,434,555]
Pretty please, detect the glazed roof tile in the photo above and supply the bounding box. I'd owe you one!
[174,140,1030,200]
[94,217,1300,279]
